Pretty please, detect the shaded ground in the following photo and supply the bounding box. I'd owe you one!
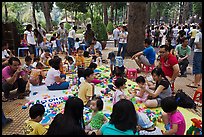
[2,40,202,135]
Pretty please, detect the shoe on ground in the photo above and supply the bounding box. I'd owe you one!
[17,93,25,99]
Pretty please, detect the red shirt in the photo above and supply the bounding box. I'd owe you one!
[160,54,178,78]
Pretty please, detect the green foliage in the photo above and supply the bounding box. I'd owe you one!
[106,21,114,34]
[56,2,88,13]
[92,16,108,41]
[65,22,72,31]
[52,20,58,27]
[39,21,46,31]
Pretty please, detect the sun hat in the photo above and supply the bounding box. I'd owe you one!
[137,112,154,129]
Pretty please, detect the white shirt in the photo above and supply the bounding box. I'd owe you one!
[2,50,9,59]
[113,89,124,105]
[68,29,76,39]
[51,40,57,48]
[113,28,120,40]
[119,31,128,43]
[139,127,163,135]
[194,31,202,52]
[94,41,102,52]
[45,68,61,86]
[24,30,36,45]
[74,42,80,50]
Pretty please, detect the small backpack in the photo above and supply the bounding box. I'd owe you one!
[175,89,197,110]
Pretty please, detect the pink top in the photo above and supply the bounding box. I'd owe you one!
[2,66,26,83]
[169,110,186,135]
[113,89,124,105]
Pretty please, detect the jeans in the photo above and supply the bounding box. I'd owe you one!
[47,82,69,90]
[2,78,27,98]
[193,52,202,74]
[117,43,127,59]
[2,110,7,126]
[68,37,75,54]
[47,74,68,90]
[179,58,189,75]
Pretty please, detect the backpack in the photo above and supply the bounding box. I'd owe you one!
[175,89,197,110]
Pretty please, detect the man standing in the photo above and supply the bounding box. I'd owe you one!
[2,57,29,101]
[175,37,191,77]
[68,26,77,55]
[132,38,156,72]
[113,26,120,47]
[187,22,202,88]
[57,22,68,52]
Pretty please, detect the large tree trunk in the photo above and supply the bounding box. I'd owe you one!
[4,2,8,22]
[110,2,114,23]
[146,2,151,25]
[127,2,146,56]
[179,2,184,24]
[103,2,108,26]
[32,2,37,29]
[42,2,52,32]
[182,2,189,24]
[156,3,161,25]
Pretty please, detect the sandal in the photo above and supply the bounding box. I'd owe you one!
[2,97,8,102]
[186,84,198,88]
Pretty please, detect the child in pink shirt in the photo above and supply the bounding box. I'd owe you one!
[161,96,186,135]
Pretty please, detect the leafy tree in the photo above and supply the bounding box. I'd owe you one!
[92,16,108,42]
[106,21,114,34]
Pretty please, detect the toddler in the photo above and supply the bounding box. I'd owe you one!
[75,47,85,68]
[134,76,149,103]
[50,33,57,55]
[161,96,186,135]
[74,37,80,52]
[88,62,102,85]
[137,112,162,135]
[107,52,124,77]
[40,49,52,66]
[64,55,75,73]
[23,104,47,135]
[112,77,127,105]
[30,62,46,86]
[85,96,108,134]
[84,51,92,69]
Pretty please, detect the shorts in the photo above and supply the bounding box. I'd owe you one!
[139,55,151,66]
[156,97,162,107]
[28,44,36,55]
[193,52,202,74]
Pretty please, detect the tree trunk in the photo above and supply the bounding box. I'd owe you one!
[5,2,8,22]
[42,2,52,32]
[127,2,146,56]
[182,2,189,24]
[103,2,108,26]
[75,10,77,26]
[32,2,37,29]
[65,9,68,22]
[179,2,184,24]
[146,2,151,25]
[88,4,94,24]
[115,5,118,25]
[110,2,114,23]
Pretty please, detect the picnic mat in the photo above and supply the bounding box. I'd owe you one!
[24,65,201,133]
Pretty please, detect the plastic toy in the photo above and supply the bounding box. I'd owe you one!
[186,118,202,135]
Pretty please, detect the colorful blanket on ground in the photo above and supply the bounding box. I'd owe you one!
[24,65,201,133]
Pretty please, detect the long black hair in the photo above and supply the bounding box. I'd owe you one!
[151,67,171,86]
[110,99,138,133]
[47,97,85,135]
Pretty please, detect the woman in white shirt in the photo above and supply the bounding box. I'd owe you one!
[68,26,77,55]
[117,26,128,59]
[24,24,36,59]
[45,57,69,90]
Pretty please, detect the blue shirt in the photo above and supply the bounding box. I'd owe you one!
[100,122,138,135]
[143,45,156,65]
[110,56,124,67]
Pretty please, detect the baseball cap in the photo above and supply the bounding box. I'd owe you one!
[107,52,115,59]
[137,112,154,129]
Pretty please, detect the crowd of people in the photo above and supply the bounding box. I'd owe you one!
[2,21,202,135]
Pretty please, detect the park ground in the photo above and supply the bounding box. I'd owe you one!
[2,39,202,135]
